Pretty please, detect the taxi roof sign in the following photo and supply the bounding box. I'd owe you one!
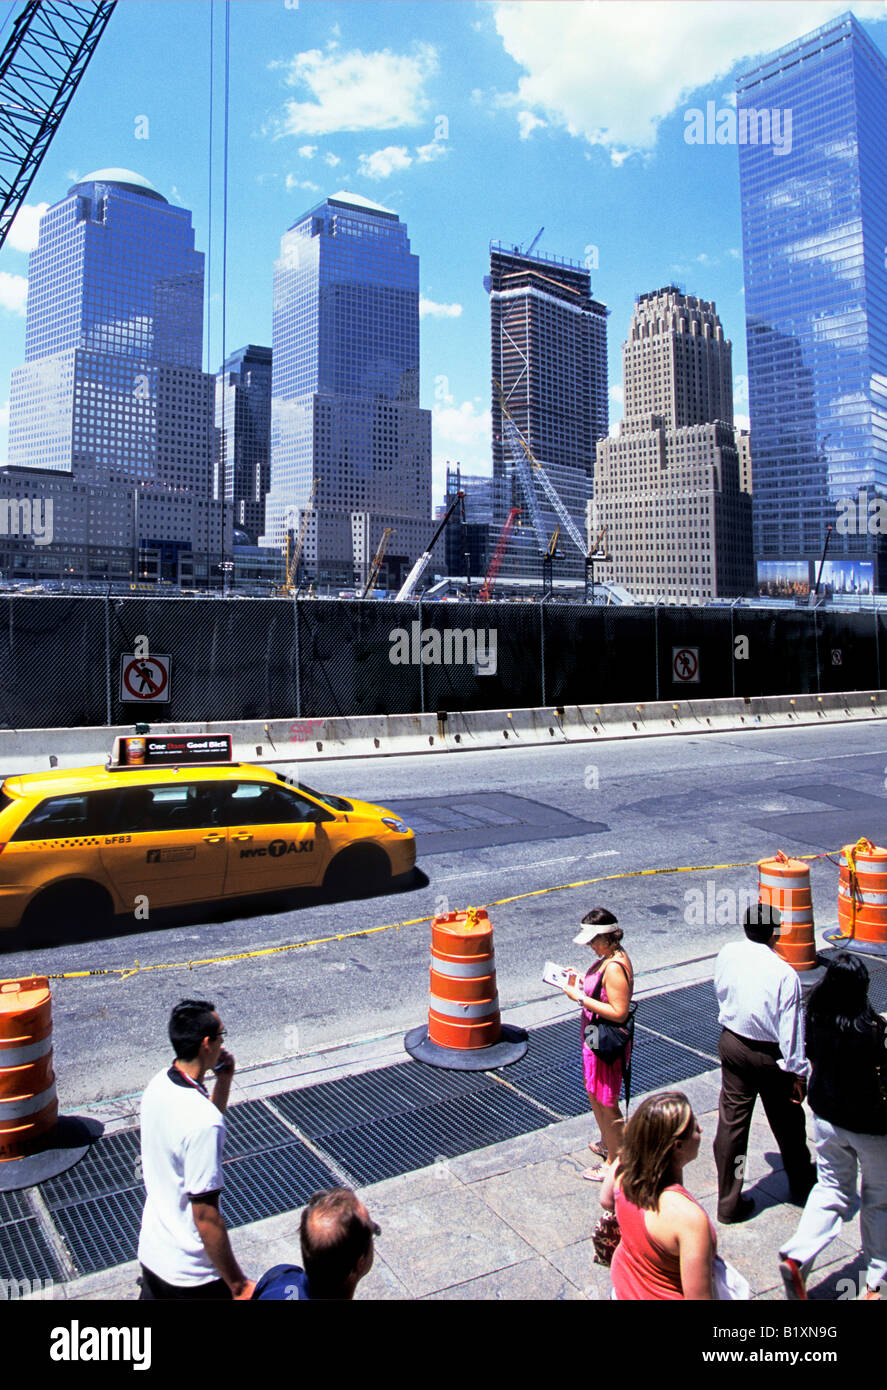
[110,733,234,769]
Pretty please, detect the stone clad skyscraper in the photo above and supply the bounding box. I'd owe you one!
[6,168,228,583]
[738,12,887,595]
[487,243,608,579]
[262,192,431,588]
[594,288,753,602]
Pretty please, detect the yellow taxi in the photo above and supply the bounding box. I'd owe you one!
[0,734,415,938]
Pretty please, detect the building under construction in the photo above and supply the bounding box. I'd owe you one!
[486,241,609,580]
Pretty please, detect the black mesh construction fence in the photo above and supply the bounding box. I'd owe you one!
[0,595,885,730]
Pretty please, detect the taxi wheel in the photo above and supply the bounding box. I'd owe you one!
[21,882,113,943]
[323,845,391,899]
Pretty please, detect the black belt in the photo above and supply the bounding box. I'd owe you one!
[722,1027,781,1056]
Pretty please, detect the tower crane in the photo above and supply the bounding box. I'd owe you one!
[495,382,588,560]
[362,526,394,598]
[395,490,464,602]
[478,506,521,602]
[0,1,117,253]
[279,479,318,595]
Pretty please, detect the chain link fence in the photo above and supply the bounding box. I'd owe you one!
[0,595,883,729]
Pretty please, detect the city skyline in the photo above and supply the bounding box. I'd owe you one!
[5,1,887,507]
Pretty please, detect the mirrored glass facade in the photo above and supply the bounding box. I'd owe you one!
[738,13,887,591]
[263,193,431,582]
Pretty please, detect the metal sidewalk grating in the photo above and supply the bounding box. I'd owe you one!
[314,1086,555,1186]
[272,1059,492,1138]
[0,1189,35,1225]
[221,1143,340,1228]
[52,1187,144,1277]
[0,1216,64,1285]
[221,1099,299,1159]
[628,1029,719,1094]
[509,1063,589,1119]
[39,1128,141,1210]
[634,981,721,1058]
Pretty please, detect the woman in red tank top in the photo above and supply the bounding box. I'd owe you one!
[600,1091,716,1300]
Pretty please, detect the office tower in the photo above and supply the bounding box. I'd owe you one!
[6,168,229,583]
[262,192,432,588]
[738,12,887,595]
[593,288,754,603]
[443,465,498,581]
[487,242,608,579]
[215,345,272,543]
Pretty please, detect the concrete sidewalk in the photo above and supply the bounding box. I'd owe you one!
[41,957,874,1304]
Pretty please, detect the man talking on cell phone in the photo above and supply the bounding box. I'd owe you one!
[137,999,255,1300]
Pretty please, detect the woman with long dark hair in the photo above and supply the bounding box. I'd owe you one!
[779,951,887,1300]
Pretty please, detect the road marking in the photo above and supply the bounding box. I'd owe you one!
[433,849,620,884]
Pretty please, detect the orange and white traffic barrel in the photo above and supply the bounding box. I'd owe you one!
[836,839,887,947]
[758,852,817,972]
[428,908,500,1050]
[405,908,527,1070]
[0,977,58,1162]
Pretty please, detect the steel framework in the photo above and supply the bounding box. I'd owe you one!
[0,0,116,253]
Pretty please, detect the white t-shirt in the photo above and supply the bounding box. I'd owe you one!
[138,1066,226,1286]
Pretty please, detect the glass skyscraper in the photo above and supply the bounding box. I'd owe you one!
[262,192,431,587]
[487,243,608,580]
[7,169,228,582]
[215,344,272,543]
[738,12,887,596]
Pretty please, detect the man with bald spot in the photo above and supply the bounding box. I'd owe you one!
[252,1187,380,1300]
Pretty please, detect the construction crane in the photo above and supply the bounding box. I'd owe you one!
[362,526,394,598]
[278,479,318,595]
[0,0,117,253]
[478,506,521,602]
[395,490,465,602]
[495,383,588,560]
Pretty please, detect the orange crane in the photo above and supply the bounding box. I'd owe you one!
[479,507,521,601]
[278,479,318,595]
[362,526,394,598]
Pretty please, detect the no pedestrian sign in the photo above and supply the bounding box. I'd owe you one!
[120,654,172,703]
[672,646,700,683]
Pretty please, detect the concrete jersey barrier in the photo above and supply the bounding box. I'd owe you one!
[0,691,883,775]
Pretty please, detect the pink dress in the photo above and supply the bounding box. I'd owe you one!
[581,966,631,1105]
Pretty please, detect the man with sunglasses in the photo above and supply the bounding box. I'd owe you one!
[252,1187,380,1300]
[137,998,255,1300]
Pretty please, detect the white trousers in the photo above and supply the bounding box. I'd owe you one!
[780,1115,887,1290]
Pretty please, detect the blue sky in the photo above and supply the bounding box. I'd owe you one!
[2,0,887,504]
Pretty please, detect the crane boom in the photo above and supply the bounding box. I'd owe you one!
[479,505,520,602]
[496,383,587,558]
[362,525,394,598]
[280,479,318,594]
[0,1,117,253]
[395,490,464,602]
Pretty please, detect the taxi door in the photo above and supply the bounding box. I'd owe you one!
[98,782,228,911]
[219,782,336,897]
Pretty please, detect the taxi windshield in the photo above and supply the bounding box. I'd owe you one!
[274,773,352,814]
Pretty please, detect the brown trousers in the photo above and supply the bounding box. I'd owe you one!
[713,1028,814,1221]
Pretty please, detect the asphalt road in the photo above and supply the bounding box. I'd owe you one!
[3,721,886,1107]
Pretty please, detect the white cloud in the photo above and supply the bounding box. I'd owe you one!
[733,374,749,403]
[271,43,437,136]
[492,1,887,161]
[420,298,463,319]
[609,385,624,406]
[416,140,447,163]
[0,272,27,316]
[285,175,320,193]
[324,152,341,167]
[432,398,492,473]
[517,110,546,140]
[298,144,317,158]
[734,413,751,432]
[358,145,412,180]
[5,202,49,253]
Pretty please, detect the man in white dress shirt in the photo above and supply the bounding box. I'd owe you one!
[713,903,815,1223]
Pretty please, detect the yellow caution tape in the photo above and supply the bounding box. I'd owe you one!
[44,850,839,983]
